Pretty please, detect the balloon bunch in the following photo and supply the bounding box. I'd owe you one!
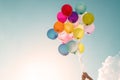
[47,3,95,56]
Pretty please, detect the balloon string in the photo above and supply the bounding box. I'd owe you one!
[77,53,86,73]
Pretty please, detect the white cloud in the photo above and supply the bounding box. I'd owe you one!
[97,53,120,80]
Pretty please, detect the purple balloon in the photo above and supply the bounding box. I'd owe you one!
[68,12,78,23]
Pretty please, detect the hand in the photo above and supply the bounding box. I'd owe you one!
[82,74,86,80]
[82,72,93,80]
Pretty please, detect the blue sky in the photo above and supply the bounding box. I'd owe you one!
[0,0,120,80]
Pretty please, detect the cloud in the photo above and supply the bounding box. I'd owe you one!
[97,53,120,80]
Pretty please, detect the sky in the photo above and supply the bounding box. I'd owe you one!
[0,0,120,80]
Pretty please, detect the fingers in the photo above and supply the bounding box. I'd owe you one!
[83,72,89,77]
[82,75,86,80]
[82,72,93,80]
[82,72,86,80]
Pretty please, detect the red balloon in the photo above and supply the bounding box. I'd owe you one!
[61,4,73,16]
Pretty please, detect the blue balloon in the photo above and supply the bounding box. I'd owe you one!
[58,44,69,56]
[75,3,87,14]
[47,28,58,40]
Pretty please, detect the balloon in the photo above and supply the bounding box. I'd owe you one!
[82,12,95,25]
[64,22,74,33]
[58,31,73,44]
[54,21,64,33]
[47,28,58,40]
[57,12,67,23]
[73,28,84,39]
[84,24,95,34]
[76,24,84,30]
[61,4,73,16]
[68,11,78,23]
[78,43,85,53]
[66,40,78,53]
[74,15,82,27]
[58,44,69,56]
[75,3,87,14]
[47,3,96,56]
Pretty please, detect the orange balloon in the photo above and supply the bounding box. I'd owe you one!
[54,21,64,33]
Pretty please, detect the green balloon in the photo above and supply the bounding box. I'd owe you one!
[82,12,95,25]
[75,3,87,14]
[66,40,78,53]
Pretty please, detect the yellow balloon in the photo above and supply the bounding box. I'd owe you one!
[77,24,84,30]
[73,28,84,39]
[78,43,85,53]
[82,12,94,25]
[64,22,74,33]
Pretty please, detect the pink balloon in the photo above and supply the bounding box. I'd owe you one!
[74,15,82,27]
[58,31,73,44]
[57,12,67,23]
[84,24,95,34]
